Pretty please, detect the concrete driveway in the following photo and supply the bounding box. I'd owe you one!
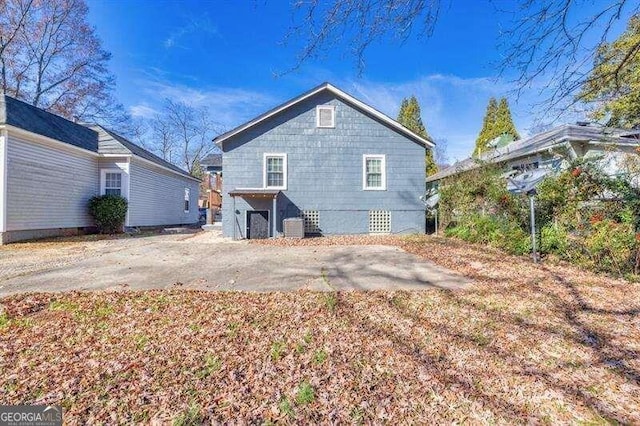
[0,231,471,296]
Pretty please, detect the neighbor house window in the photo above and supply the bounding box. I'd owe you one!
[263,153,287,189]
[316,105,335,128]
[184,188,190,212]
[104,172,122,196]
[363,154,386,190]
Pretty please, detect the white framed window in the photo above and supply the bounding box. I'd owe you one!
[263,153,287,190]
[363,154,386,190]
[316,105,335,128]
[369,210,391,234]
[100,170,123,196]
[184,188,190,213]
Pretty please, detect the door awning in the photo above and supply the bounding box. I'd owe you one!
[228,188,280,198]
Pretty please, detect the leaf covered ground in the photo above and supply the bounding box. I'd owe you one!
[1,235,639,424]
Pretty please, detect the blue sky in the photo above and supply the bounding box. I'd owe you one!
[86,1,606,161]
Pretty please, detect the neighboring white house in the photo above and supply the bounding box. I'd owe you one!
[0,94,200,244]
[427,123,640,185]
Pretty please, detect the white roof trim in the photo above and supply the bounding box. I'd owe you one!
[3,124,99,157]
[214,83,435,148]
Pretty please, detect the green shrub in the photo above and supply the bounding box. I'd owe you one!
[540,224,569,255]
[583,219,637,275]
[438,158,640,275]
[444,214,531,256]
[88,195,128,234]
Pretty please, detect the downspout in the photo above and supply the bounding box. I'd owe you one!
[272,196,277,238]
[232,195,236,240]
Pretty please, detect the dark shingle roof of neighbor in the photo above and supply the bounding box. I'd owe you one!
[0,95,198,181]
[0,94,98,151]
[93,125,199,180]
[201,153,222,167]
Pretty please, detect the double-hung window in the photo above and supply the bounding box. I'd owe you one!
[104,172,122,196]
[264,153,287,189]
[363,154,386,190]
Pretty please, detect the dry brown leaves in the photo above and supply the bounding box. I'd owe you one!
[1,235,639,424]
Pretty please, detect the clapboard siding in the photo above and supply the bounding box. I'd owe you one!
[5,133,98,231]
[222,91,427,238]
[128,158,199,227]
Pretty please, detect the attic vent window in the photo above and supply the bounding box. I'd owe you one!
[316,105,335,128]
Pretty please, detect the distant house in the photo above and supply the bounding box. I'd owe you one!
[0,95,200,244]
[427,123,640,185]
[201,153,222,173]
[215,82,434,239]
[199,153,222,210]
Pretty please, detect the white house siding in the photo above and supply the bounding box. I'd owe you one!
[128,158,199,227]
[5,133,99,232]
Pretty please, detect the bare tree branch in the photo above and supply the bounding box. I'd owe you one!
[280,0,442,75]
[498,0,639,115]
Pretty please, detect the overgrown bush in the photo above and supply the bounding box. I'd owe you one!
[88,195,128,234]
[438,158,640,277]
[445,214,531,255]
[539,224,569,256]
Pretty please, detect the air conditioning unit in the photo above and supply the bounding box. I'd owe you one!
[283,217,304,238]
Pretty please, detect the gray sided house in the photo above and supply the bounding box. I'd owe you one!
[215,83,434,239]
[0,95,200,244]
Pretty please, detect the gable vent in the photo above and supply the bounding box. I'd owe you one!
[316,105,335,128]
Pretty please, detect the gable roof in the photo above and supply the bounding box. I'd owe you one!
[213,82,435,148]
[91,125,200,181]
[0,94,98,152]
[427,124,636,183]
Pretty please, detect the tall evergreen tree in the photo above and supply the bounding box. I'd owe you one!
[397,96,437,176]
[495,98,520,141]
[473,97,520,156]
[474,98,499,156]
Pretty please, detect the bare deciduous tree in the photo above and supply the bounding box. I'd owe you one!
[150,116,176,163]
[434,137,449,167]
[0,0,127,126]
[149,100,220,176]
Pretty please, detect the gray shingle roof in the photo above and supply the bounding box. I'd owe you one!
[201,153,222,168]
[427,124,636,182]
[0,94,98,151]
[91,125,199,181]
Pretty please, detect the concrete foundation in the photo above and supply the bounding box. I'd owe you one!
[0,227,95,244]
